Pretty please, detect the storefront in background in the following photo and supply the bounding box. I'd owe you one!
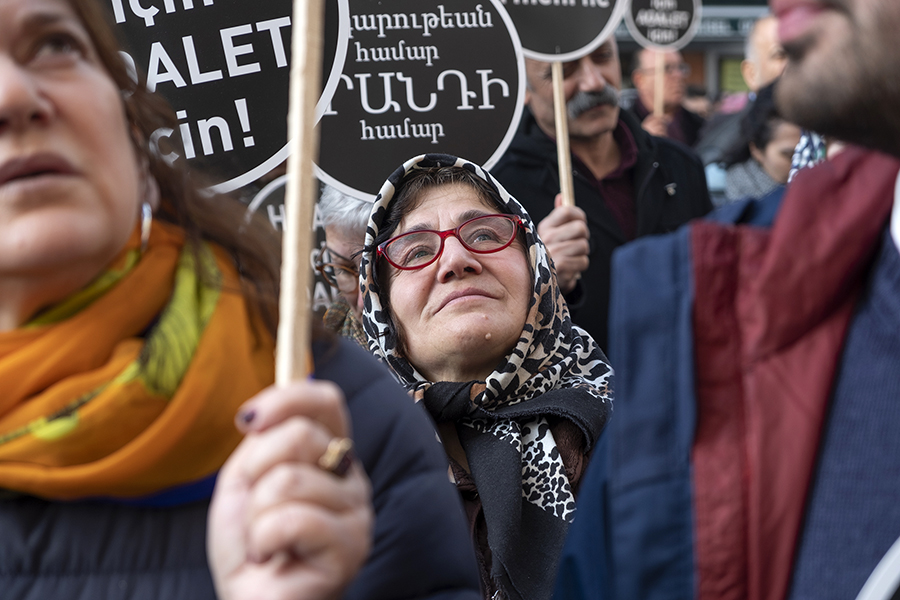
[616,0,769,99]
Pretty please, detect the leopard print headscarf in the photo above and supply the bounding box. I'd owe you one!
[360,153,612,600]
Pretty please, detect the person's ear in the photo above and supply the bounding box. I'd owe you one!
[631,69,644,90]
[523,71,535,106]
[749,141,766,166]
[741,59,757,92]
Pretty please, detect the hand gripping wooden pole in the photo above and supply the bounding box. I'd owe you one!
[552,61,575,207]
[276,0,324,385]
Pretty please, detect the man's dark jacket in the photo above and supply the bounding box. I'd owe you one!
[492,108,712,351]
[0,338,481,600]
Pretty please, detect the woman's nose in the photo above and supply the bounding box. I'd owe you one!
[0,59,53,134]
[436,235,483,282]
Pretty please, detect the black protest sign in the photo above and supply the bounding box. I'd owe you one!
[319,0,351,125]
[315,0,524,200]
[625,0,702,50]
[110,0,348,194]
[500,0,628,62]
[246,176,339,313]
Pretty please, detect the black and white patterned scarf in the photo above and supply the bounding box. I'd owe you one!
[789,130,827,183]
[360,154,612,600]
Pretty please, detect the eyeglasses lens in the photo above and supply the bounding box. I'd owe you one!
[385,216,517,269]
[316,248,359,292]
[459,216,516,250]
[664,63,689,76]
[333,268,358,293]
[386,232,439,269]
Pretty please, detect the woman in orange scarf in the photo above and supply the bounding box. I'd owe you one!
[0,0,371,596]
[0,0,480,598]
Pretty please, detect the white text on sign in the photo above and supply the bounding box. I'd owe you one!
[349,5,494,38]
[111,0,216,28]
[499,0,611,7]
[137,18,291,92]
[327,69,510,116]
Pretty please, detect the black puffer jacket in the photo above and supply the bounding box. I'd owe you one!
[493,108,712,351]
[0,338,481,600]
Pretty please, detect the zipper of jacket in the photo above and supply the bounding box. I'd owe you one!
[567,151,661,200]
[636,160,660,205]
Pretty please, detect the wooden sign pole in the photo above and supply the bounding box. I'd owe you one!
[653,50,665,117]
[276,0,325,384]
[552,61,575,207]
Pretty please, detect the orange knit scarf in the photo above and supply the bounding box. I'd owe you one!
[0,221,274,500]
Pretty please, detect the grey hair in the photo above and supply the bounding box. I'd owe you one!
[317,184,372,236]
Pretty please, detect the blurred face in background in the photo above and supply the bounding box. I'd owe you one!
[742,16,787,92]
[750,119,802,184]
[323,226,364,317]
[632,49,689,112]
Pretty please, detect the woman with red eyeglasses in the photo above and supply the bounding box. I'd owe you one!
[359,154,613,600]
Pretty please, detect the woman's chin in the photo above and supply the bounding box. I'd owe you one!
[408,318,521,382]
[0,217,129,283]
[442,314,512,347]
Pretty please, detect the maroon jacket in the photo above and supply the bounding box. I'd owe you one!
[691,147,900,600]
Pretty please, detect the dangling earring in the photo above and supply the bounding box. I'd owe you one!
[140,202,153,253]
[138,153,159,255]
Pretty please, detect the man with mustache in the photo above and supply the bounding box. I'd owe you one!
[555,1,900,599]
[493,38,712,352]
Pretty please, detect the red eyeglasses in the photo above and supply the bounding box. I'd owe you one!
[377,214,524,271]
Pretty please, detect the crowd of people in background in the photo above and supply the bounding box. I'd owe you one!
[3,0,900,599]
[718,81,801,202]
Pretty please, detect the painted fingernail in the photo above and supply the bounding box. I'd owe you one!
[236,408,256,426]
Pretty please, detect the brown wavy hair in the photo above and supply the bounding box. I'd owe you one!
[68,0,282,336]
